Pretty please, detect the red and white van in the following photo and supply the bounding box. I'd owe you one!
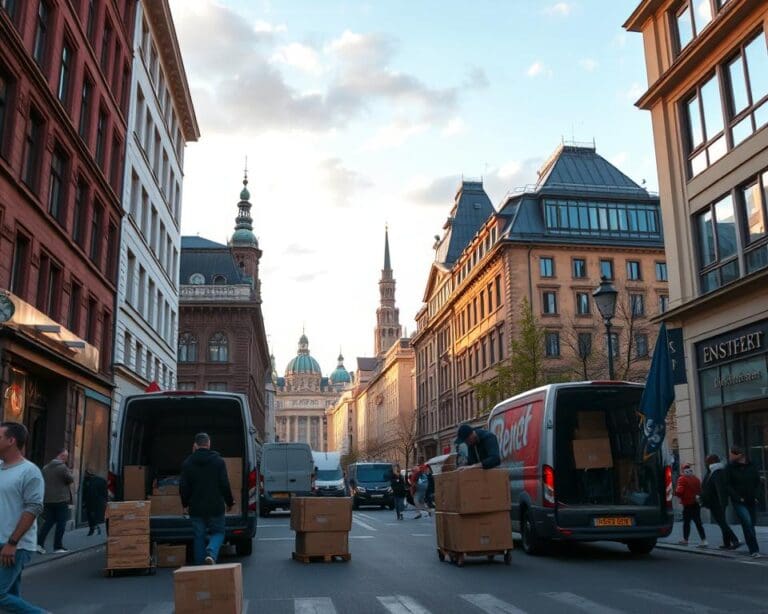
[488,381,673,555]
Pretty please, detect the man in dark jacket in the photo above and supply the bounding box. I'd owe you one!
[180,433,234,565]
[701,454,738,549]
[455,424,501,469]
[81,468,107,536]
[389,465,407,520]
[725,445,761,558]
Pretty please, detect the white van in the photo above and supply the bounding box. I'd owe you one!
[488,382,673,555]
[109,391,260,556]
[312,451,346,496]
[259,442,314,516]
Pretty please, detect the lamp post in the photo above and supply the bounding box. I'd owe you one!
[592,276,618,380]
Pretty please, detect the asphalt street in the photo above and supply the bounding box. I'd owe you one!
[23,508,768,614]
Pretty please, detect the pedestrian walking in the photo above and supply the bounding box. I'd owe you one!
[180,433,234,565]
[454,424,501,469]
[425,465,435,510]
[410,465,431,519]
[675,462,707,547]
[390,465,407,520]
[726,445,761,558]
[81,468,107,536]
[36,448,73,554]
[0,421,48,613]
[700,454,739,550]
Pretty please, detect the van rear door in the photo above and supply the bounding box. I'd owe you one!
[263,445,288,494]
[286,445,313,493]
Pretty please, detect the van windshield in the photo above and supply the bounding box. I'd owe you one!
[356,465,392,482]
[316,469,343,481]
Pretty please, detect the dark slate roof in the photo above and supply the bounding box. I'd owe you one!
[435,180,495,267]
[180,237,246,285]
[356,357,378,371]
[181,236,227,249]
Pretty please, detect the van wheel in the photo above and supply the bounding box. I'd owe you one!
[521,509,544,555]
[626,539,656,555]
[235,538,253,556]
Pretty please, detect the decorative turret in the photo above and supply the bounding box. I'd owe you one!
[375,226,402,356]
[329,352,351,385]
[231,169,258,248]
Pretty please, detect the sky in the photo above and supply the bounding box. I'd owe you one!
[168,0,656,377]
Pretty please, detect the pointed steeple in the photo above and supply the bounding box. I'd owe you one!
[384,224,391,271]
[232,161,258,247]
[375,225,401,356]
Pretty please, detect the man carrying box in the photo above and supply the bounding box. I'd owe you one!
[180,433,234,565]
[455,424,501,470]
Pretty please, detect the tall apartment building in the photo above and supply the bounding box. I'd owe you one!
[112,0,198,418]
[413,146,669,461]
[0,1,134,516]
[625,0,768,521]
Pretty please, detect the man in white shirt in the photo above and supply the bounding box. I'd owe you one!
[0,421,47,613]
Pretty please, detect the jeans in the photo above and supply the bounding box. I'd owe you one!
[394,497,405,517]
[682,503,705,541]
[733,501,759,554]
[0,546,47,613]
[37,502,69,550]
[710,505,738,547]
[191,515,226,565]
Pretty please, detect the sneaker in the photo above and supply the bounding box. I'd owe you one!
[35,545,46,554]
[413,513,422,519]
[53,548,69,554]
[697,540,708,548]
[204,555,215,565]
[750,552,761,559]
[677,540,688,546]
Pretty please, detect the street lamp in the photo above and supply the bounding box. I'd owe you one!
[592,275,618,380]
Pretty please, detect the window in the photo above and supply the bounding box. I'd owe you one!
[109,136,121,188]
[725,32,768,147]
[0,69,10,156]
[10,233,30,298]
[72,178,87,246]
[636,333,649,359]
[22,108,44,190]
[674,1,713,52]
[578,332,592,358]
[86,296,97,343]
[576,292,590,315]
[741,172,768,273]
[545,332,560,358]
[48,146,67,223]
[1,0,18,21]
[36,254,60,318]
[495,275,502,307]
[57,40,73,106]
[540,257,554,278]
[626,260,642,281]
[126,250,136,304]
[487,282,494,312]
[572,258,586,278]
[177,382,195,391]
[544,200,661,238]
[479,290,485,319]
[542,291,557,315]
[685,73,727,176]
[101,21,112,75]
[696,195,739,292]
[33,2,49,67]
[178,333,198,362]
[85,0,96,42]
[208,332,228,362]
[95,110,106,168]
[655,262,668,281]
[659,295,670,312]
[106,222,117,281]
[606,332,620,359]
[68,280,81,333]
[208,382,227,392]
[600,259,614,280]
[90,202,103,264]
[630,293,645,317]
[78,77,92,140]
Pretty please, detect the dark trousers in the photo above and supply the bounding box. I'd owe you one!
[38,502,69,550]
[682,503,705,541]
[733,501,759,554]
[85,508,103,533]
[710,505,738,547]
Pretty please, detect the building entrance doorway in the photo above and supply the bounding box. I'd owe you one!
[734,408,768,525]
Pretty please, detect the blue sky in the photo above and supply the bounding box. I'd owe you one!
[169,0,655,376]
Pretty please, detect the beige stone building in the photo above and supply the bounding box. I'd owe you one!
[625,0,768,522]
[413,146,669,461]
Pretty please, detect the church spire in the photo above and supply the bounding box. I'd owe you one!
[384,224,391,271]
[231,161,257,247]
[375,225,401,356]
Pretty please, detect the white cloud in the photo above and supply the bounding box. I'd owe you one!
[544,2,573,17]
[319,158,373,206]
[271,43,323,75]
[579,58,598,72]
[253,19,287,33]
[526,61,550,78]
[441,117,466,137]
[625,82,644,101]
[610,152,628,168]
[497,160,522,179]
[364,120,429,151]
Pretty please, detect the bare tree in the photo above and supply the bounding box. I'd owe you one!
[392,409,418,469]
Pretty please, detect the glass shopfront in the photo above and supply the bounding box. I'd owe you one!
[698,319,768,523]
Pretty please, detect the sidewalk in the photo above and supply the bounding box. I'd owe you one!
[28,525,106,568]
[657,519,768,560]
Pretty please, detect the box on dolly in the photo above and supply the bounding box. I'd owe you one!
[290,497,352,562]
[105,500,153,575]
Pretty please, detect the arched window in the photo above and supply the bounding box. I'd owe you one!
[208,332,228,362]
[212,274,226,285]
[178,333,198,362]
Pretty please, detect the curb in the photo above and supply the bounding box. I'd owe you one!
[656,541,763,562]
[26,543,104,569]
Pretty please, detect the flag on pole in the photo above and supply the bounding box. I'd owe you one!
[638,323,675,458]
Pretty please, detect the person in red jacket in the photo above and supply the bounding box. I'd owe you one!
[675,462,707,547]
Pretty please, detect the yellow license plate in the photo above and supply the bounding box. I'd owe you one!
[593,517,634,527]
[272,492,289,499]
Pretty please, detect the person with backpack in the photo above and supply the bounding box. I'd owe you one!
[700,454,738,550]
[675,462,707,547]
[389,465,407,520]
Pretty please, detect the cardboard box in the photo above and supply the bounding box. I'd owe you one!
[223,457,243,516]
[294,531,349,556]
[156,543,187,568]
[573,438,614,470]
[574,412,609,439]
[107,501,151,536]
[434,468,510,514]
[107,535,150,568]
[227,493,242,516]
[439,511,513,552]
[153,484,180,496]
[124,466,147,500]
[150,494,185,516]
[174,563,243,614]
[290,497,352,532]
[435,511,448,547]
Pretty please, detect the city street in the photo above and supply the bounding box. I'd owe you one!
[25,509,768,614]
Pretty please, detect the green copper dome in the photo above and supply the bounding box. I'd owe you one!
[285,332,322,375]
[240,186,250,201]
[231,172,257,247]
[329,353,350,384]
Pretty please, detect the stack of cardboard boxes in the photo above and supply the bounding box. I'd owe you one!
[106,500,151,571]
[223,457,242,516]
[290,497,352,560]
[434,468,513,554]
[174,563,243,614]
[572,412,613,470]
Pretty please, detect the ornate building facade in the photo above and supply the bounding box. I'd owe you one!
[176,175,271,439]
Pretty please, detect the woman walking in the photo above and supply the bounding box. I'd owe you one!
[390,465,407,520]
[410,465,431,519]
[82,468,107,536]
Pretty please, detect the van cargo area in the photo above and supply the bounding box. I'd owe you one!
[554,386,662,509]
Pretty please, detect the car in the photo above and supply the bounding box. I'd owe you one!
[259,442,314,515]
[312,451,347,496]
[347,462,395,509]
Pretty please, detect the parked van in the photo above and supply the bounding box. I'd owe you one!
[312,451,346,496]
[347,462,395,509]
[109,391,259,556]
[259,442,314,516]
[488,382,673,555]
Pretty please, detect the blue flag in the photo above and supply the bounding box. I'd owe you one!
[638,323,675,457]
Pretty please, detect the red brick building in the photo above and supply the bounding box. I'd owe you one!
[0,1,135,506]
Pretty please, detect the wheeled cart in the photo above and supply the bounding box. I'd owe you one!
[436,547,512,567]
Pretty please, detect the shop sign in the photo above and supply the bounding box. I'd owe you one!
[696,320,768,368]
[667,327,687,385]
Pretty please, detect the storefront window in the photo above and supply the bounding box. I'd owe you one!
[702,407,727,459]
[700,367,722,409]
[721,356,768,405]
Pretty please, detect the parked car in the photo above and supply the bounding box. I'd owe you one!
[347,462,395,509]
[109,390,259,556]
[488,381,673,555]
[312,451,346,496]
[259,442,314,515]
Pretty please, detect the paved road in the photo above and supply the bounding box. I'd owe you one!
[24,508,768,613]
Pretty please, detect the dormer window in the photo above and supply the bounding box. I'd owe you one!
[188,273,205,285]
